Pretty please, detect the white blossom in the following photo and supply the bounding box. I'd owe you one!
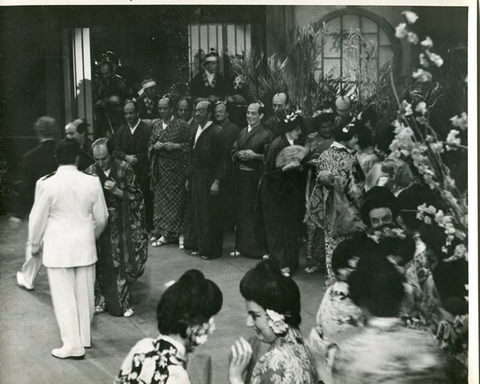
[415,101,427,115]
[412,69,432,82]
[446,129,461,151]
[402,11,419,24]
[426,50,444,67]
[450,112,468,130]
[421,36,434,48]
[407,32,419,44]
[395,23,408,38]
[430,142,444,154]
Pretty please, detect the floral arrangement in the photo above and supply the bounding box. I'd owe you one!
[265,309,289,335]
[390,11,468,262]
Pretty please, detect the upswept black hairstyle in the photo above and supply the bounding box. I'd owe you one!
[55,138,80,165]
[374,124,396,154]
[280,113,305,135]
[157,270,223,339]
[356,119,374,149]
[433,259,468,316]
[348,254,406,317]
[333,118,360,142]
[331,238,356,277]
[159,93,178,109]
[240,259,301,328]
[312,111,335,129]
[360,186,399,226]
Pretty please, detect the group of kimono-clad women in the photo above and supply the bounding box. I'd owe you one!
[113,103,467,383]
[113,245,466,384]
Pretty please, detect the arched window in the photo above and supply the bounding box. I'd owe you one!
[315,9,400,97]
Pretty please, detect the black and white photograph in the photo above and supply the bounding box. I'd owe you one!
[0,1,477,383]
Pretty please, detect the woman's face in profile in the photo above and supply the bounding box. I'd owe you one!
[245,300,277,344]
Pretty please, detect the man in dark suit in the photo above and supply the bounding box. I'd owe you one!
[16,116,58,290]
[65,119,94,171]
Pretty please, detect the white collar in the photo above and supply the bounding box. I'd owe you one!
[194,121,213,148]
[129,119,141,134]
[157,334,187,361]
[56,165,78,172]
[162,116,174,129]
[331,141,353,152]
[286,136,295,145]
[198,120,213,131]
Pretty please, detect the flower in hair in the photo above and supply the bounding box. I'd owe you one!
[190,317,216,346]
[284,111,302,123]
[266,309,288,334]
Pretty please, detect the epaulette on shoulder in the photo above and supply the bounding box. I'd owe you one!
[41,171,56,180]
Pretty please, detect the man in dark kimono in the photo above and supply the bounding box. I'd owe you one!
[189,52,225,102]
[16,116,58,290]
[148,95,190,247]
[137,77,160,120]
[264,92,289,138]
[214,101,240,230]
[186,100,227,260]
[65,119,94,171]
[86,138,148,317]
[113,99,153,231]
[231,102,275,258]
[94,60,132,138]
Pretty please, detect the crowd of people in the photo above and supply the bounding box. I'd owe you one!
[12,49,468,383]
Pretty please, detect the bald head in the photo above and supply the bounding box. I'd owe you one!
[272,93,288,118]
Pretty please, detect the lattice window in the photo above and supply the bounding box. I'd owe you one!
[188,23,252,78]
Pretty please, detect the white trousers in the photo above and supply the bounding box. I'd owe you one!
[47,265,95,354]
[20,241,43,288]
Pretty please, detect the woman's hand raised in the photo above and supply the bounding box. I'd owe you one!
[228,337,252,384]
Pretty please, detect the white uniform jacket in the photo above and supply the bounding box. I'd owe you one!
[28,165,108,268]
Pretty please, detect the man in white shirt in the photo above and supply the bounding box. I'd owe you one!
[29,139,108,359]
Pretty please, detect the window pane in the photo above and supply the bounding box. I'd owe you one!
[324,58,341,78]
[342,15,359,31]
[217,25,223,55]
[342,46,358,82]
[379,46,394,67]
[324,35,340,58]
[379,28,390,46]
[326,17,340,33]
[245,24,252,55]
[364,33,378,58]
[208,25,217,53]
[236,24,245,53]
[362,17,377,33]
[200,25,208,54]
[227,24,235,55]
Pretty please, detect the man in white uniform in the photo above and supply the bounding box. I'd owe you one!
[29,138,108,359]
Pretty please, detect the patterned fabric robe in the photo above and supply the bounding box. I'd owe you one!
[304,132,334,268]
[330,317,450,384]
[232,124,275,257]
[115,335,189,384]
[149,117,190,237]
[85,160,148,316]
[250,327,318,384]
[304,144,364,286]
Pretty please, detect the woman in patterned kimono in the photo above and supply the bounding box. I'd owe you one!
[149,95,190,247]
[115,270,223,384]
[304,120,365,286]
[259,112,307,276]
[85,138,148,317]
[228,260,318,384]
[231,102,275,258]
[304,109,335,274]
[329,255,449,384]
